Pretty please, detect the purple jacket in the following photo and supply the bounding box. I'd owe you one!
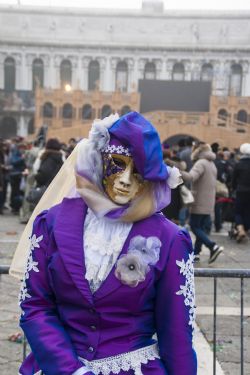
[19,197,197,375]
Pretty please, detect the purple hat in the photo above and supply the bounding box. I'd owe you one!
[104,112,168,182]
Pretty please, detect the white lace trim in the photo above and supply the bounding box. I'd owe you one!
[19,234,43,308]
[103,144,131,156]
[84,209,132,293]
[79,343,160,375]
[176,252,196,331]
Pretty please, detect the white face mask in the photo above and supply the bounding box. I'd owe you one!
[102,153,145,205]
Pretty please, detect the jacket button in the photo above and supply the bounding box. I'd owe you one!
[90,325,96,331]
[88,346,94,352]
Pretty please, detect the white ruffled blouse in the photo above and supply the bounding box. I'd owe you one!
[83,209,133,293]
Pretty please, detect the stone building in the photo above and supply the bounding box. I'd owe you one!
[0,0,250,146]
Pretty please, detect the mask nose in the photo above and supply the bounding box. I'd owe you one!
[119,161,133,188]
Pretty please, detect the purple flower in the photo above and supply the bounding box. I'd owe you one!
[128,236,161,265]
[115,251,149,287]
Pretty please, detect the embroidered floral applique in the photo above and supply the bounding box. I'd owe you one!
[176,252,196,330]
[115,235,161,287]
[19,234,43,307]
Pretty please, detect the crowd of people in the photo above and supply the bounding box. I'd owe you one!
[162,138,250,262]
[1,134,250,264]
[0,136,77,219]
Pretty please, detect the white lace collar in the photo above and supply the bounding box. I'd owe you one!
[83,209,132,293]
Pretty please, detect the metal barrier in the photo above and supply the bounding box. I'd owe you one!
[1,265,249,374]
[195,268,250,375]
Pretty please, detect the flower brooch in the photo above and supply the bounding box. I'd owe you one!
[115,236,161,287]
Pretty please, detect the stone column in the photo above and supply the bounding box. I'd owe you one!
[97,57,107,91]
[127,58,135,92]
[241,61,249,96]
[110,57,118,92]
[82,56,91,91]
[41,54,51,89]
[54,54,63,88]
[25,53,35,91]
[132,58,140,92]
[14,52,23,90]
[138,58,146,81]
[191,60,201,81]
[184,60,192,81]
[155,59,163,80]
[70,55,79,90]
[103,57,114,92]
[166,60,175,80]
[213,60,229,96]
[0,52,6,89]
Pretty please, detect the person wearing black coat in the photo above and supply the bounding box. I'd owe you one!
[232,143,250,241]
[35,138,64,188]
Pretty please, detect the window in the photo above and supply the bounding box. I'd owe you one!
[88,60,100,91]
[218,109,228,119]
[60,60,72,88]
[172,63,185,81]
[43,102,53,118]
[121,105,131,116]
[62,103,73,119]
[144,62,156,80]
[237,110,247,123]
[101,105,112,119]
[201,63,213,81]
[4,57,15,92]
[116,61,128,92]
[229,64,242,96]
[82,104,92,120]
[32,58,44,91]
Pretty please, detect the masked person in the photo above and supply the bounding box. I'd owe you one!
[11,112,197,375]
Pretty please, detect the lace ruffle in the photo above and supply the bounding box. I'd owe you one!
[79,343,160,375]
[84,209,132,293]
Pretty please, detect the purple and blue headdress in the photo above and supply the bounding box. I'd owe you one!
[76,111,182,222]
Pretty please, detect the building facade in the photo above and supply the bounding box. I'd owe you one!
[0,0,250,142]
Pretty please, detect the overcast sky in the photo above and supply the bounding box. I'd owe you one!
[0,0,250,10]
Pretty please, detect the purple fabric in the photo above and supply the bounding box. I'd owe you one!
[109,112,168,182]
[19,198,197,375]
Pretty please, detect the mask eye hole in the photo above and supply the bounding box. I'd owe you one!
[112,157,126,170]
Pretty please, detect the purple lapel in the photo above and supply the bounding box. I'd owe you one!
[54,197,93,305]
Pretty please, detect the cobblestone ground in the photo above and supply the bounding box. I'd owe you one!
[0,211,250,374]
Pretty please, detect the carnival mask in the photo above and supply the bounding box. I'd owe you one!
[102,153,145,205]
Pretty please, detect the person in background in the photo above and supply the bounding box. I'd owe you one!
[214,150,232,232]
[181,142,224,263]
[162,148,187,225]
[232,143,250,242]
[19,140,41,224]
[179,137,193,172]
[35,138,64,189]
[0,139,4,214]
[67,137,77,157]
[9,138,26,214]
[178,137,194,227]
